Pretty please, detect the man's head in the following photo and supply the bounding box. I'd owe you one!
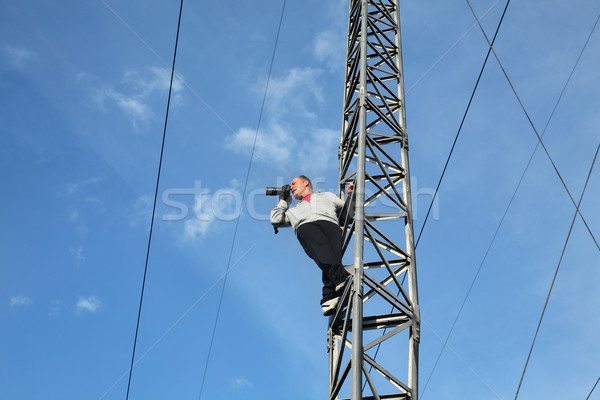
[290,175,313,200]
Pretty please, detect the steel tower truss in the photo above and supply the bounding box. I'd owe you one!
[329,1,420,399]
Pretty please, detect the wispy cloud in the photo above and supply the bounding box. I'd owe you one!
[182,188,233,242]
[312,27,345,74]
[181,190,215,241]
[310,0,346,75]
[58,177,102,236]
[59,177,102,197]
[263,67,324,119]
[160,179,243,243]
[225,123,295,166]
[76,296,101,314]
[230,377,253,389]
[10,296,33,307]
[91,66,184,132]
[225,123,338,175]
[225,52,339,175]
[183,218,213,242]
[1,44,38,70]
[68,209,80,223]
[94,87,151,130]
[69,246,85,266]
[129,195,153,229]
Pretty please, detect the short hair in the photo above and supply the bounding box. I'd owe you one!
[298,175,313,190]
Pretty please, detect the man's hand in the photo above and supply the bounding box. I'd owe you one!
[279,194,292,206]
[346,183,355,194]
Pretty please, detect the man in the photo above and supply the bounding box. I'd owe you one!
[270,175,354,316]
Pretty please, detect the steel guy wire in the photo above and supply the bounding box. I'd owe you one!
[418,0,512,394]
[421,9,600,398]
[414,0,511,250]
[99,0,264,162]
[466,0,600,254]
[405,0,502,95]
[124,1,184,399]
[364,268,505,400]
[514,143,599,399]
[196,2,287,399]
[586,375,600,400]
[97,243,257,400]
[100,0,498,166]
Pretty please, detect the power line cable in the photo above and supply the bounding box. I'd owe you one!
[97,243,257,400]
[586,375,600,400]
[405,0,502,95]
[514,142,599,399]
[418,2,513,397]
[124,1,185,399]
[465,0,600,254]
[99,0,265,161]
[196,2,287,399]
[414,0,511,249]
[420,11,600,398]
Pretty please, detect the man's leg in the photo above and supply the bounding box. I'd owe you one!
[297,221,348,302]
[297,221,345,301]
[317,220,350,293]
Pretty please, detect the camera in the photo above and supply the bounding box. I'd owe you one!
[265,184,290,199]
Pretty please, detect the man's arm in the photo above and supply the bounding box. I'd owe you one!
[270,199,292,228]
[337,184,355,228]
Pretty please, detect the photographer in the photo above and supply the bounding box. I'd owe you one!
[270,175,354,316]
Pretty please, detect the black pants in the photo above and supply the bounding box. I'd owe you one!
[297,220,350,302]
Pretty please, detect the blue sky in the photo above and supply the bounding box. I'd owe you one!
[1,0,599,399]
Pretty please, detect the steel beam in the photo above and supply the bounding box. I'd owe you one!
[330,0,420,399]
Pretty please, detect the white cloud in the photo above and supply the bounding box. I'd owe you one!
[267,67,323,102]
[160,181,244,243]
[124,67,184,99]
[183,193,216,241]
[225,123,338,175]
[69,246,85,266]
[225,62,339,174]
[59,177,102,197]
[94,87,151,130]
[91,67,184,132]
[225,123,295,166]
[230,377,253,389]
[183,218,213,241]
[10,296,33,307]
[264,67,324,119]
[312,29,345,74]
[130,195,153,229]
[76,296,101,314]
[59,178,103,235]
[311,0,347,74]
[1,45,38,70]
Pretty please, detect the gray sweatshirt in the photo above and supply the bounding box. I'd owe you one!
[270,191,346,233]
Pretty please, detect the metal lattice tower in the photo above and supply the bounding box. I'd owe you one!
[329,0,420,399]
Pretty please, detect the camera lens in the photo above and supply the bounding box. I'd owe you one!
[265,187,279,196]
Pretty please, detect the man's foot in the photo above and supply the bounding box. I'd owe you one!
[321,297,339,316]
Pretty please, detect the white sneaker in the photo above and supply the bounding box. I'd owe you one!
[321,297,339,316]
